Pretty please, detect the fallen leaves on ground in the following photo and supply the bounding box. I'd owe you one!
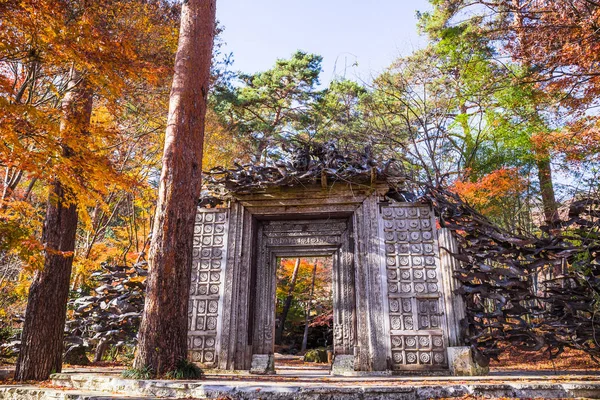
[492,346,600,371]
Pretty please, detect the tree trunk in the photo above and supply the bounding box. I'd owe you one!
[15,73,93,381]
[512,0,559,227]
[301,263,317,352]
[276,258,301,344]
[133,0,216,376]
[536,155,559,226]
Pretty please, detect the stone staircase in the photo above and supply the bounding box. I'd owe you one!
[1,371,600,399]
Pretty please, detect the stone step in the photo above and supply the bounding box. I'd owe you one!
[50,374,204,399]
[0,385,160,400]
[48,372,600,399]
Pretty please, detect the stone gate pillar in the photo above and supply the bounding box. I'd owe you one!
[187,208,229,367]
[438,228,465,347]
[351,194,389,372]
[378,202,449,371]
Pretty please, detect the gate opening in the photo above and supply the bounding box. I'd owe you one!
[274,256,333,374]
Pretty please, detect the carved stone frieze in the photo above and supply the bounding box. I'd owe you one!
[263,221,348,234]
[265,235,342,246]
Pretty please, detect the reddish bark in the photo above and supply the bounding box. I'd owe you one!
[133,0,216,376]
[15,74,93,381]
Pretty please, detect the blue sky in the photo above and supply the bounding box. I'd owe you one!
[216,1,432,85]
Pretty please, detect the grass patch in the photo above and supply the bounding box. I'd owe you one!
[165,359,203,380]
[121,366,154,379]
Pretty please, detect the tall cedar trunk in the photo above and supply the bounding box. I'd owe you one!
[15,73,93,381]
[536,156,559,226]
[301,263,317,352]
[275,258,301,344]
[133,0,216,376]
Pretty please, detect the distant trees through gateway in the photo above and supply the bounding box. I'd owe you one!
[274,257,333,356]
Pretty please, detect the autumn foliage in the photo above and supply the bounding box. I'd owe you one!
[276,258,332,349]
[532,126,600,165]
[453,168,527,217]
[0,0,179,276]
[507,0,600,103]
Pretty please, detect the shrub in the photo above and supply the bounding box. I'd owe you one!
[121,366,153,380]
[165,359,204,380]
[303,347,328,363]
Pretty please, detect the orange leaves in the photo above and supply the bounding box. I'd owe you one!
[453,168,526,216]
[2,7,178,339]
[531,126,600,165]
[508,1,600,104]
[2,0,176,97]
[277,257,331,303]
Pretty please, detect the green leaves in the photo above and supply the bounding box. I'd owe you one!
[214,51,323,159]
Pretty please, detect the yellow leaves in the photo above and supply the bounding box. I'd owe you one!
[0,199,44,271]
[91,105,115,128]
[72,243,118,284]
[128,275,145,284]
[203,108,246,170]
[13,273,33,299]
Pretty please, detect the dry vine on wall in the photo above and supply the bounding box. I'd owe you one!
[426,186,600,366]
[201,142,407,201]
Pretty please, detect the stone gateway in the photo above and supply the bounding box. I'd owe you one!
[187,183,469,375]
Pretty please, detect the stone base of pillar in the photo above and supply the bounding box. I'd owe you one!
[447,346,489,376]
[249,354,274,375]
[331,354,355,376]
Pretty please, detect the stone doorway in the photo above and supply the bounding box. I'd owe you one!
[250,218,356,374]
[188,184,461,374]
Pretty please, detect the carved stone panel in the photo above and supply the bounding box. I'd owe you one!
[253,223,276,355]
[380,204,448,370]
[188,209,228,366]
[333,227,356,355]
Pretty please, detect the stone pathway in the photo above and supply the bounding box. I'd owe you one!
[1,368,600,399]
